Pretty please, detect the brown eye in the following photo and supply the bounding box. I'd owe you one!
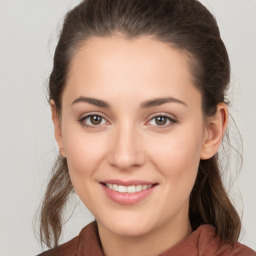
[90,115,102,125]
[155,116,168,126]
[79,114,108,128]
[148,115,177,128]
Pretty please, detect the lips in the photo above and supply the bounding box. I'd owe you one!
[100,179,158,205]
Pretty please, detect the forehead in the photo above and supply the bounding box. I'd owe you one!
[64,35,201,109]
[69,35,193,81]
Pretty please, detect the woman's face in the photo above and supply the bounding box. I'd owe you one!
[55,36,208,238]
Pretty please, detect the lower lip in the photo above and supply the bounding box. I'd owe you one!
[100,183,157,205]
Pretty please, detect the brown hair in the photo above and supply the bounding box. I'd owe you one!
[39,0,241,249]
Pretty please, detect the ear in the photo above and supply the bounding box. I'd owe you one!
[50,100,66,158]
[200,103,228,160]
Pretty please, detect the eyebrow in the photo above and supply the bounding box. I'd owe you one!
[72,97,110,108]
[72,96,187,108]
[140,97,187,108]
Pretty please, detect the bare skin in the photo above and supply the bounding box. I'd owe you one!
[51,35,228,256]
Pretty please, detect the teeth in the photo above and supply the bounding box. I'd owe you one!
[127,185,136,193]
[119,185,126,193]
[136,185,142,192]
[113,184,119,191]
[105,183,153,193]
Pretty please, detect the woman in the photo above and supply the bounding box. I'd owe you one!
[37,0,256,255]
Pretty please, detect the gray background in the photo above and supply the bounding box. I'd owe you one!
[0,0,255,255]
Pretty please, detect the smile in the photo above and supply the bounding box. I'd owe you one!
[100,181,158,205]
[105,184,153,193]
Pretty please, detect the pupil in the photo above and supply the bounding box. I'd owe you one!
[156,116,166,125]
[91,115,102,125]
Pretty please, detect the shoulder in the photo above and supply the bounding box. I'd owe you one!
[215,241,256,256]
[161,225,255,256]
[222,243,256,256]
[36,221,98,256]
[197,225,256,256]
[36,236,79,256]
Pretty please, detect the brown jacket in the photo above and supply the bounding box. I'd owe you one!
[38,221,256,256]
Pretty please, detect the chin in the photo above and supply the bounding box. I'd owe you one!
[100,214,156,237]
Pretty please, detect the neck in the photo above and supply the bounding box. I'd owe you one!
[97,214,192,256]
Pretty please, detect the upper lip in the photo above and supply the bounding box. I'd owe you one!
[100,179,157,186]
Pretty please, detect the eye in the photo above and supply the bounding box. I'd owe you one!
[147,115,177,128]
[78,114,109,128]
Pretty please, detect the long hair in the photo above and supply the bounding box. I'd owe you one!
[39,0,241,248]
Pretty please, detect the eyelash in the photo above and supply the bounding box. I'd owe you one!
[78,113,177,129]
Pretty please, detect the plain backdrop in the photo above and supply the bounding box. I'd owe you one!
[0,0,255,255]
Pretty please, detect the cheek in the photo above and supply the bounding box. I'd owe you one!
[61,125,109,208]
[149,124,203,189]
[62,124,107,177]
[146,126,203,222]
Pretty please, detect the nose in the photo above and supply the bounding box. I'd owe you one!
[107,123,146,170]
